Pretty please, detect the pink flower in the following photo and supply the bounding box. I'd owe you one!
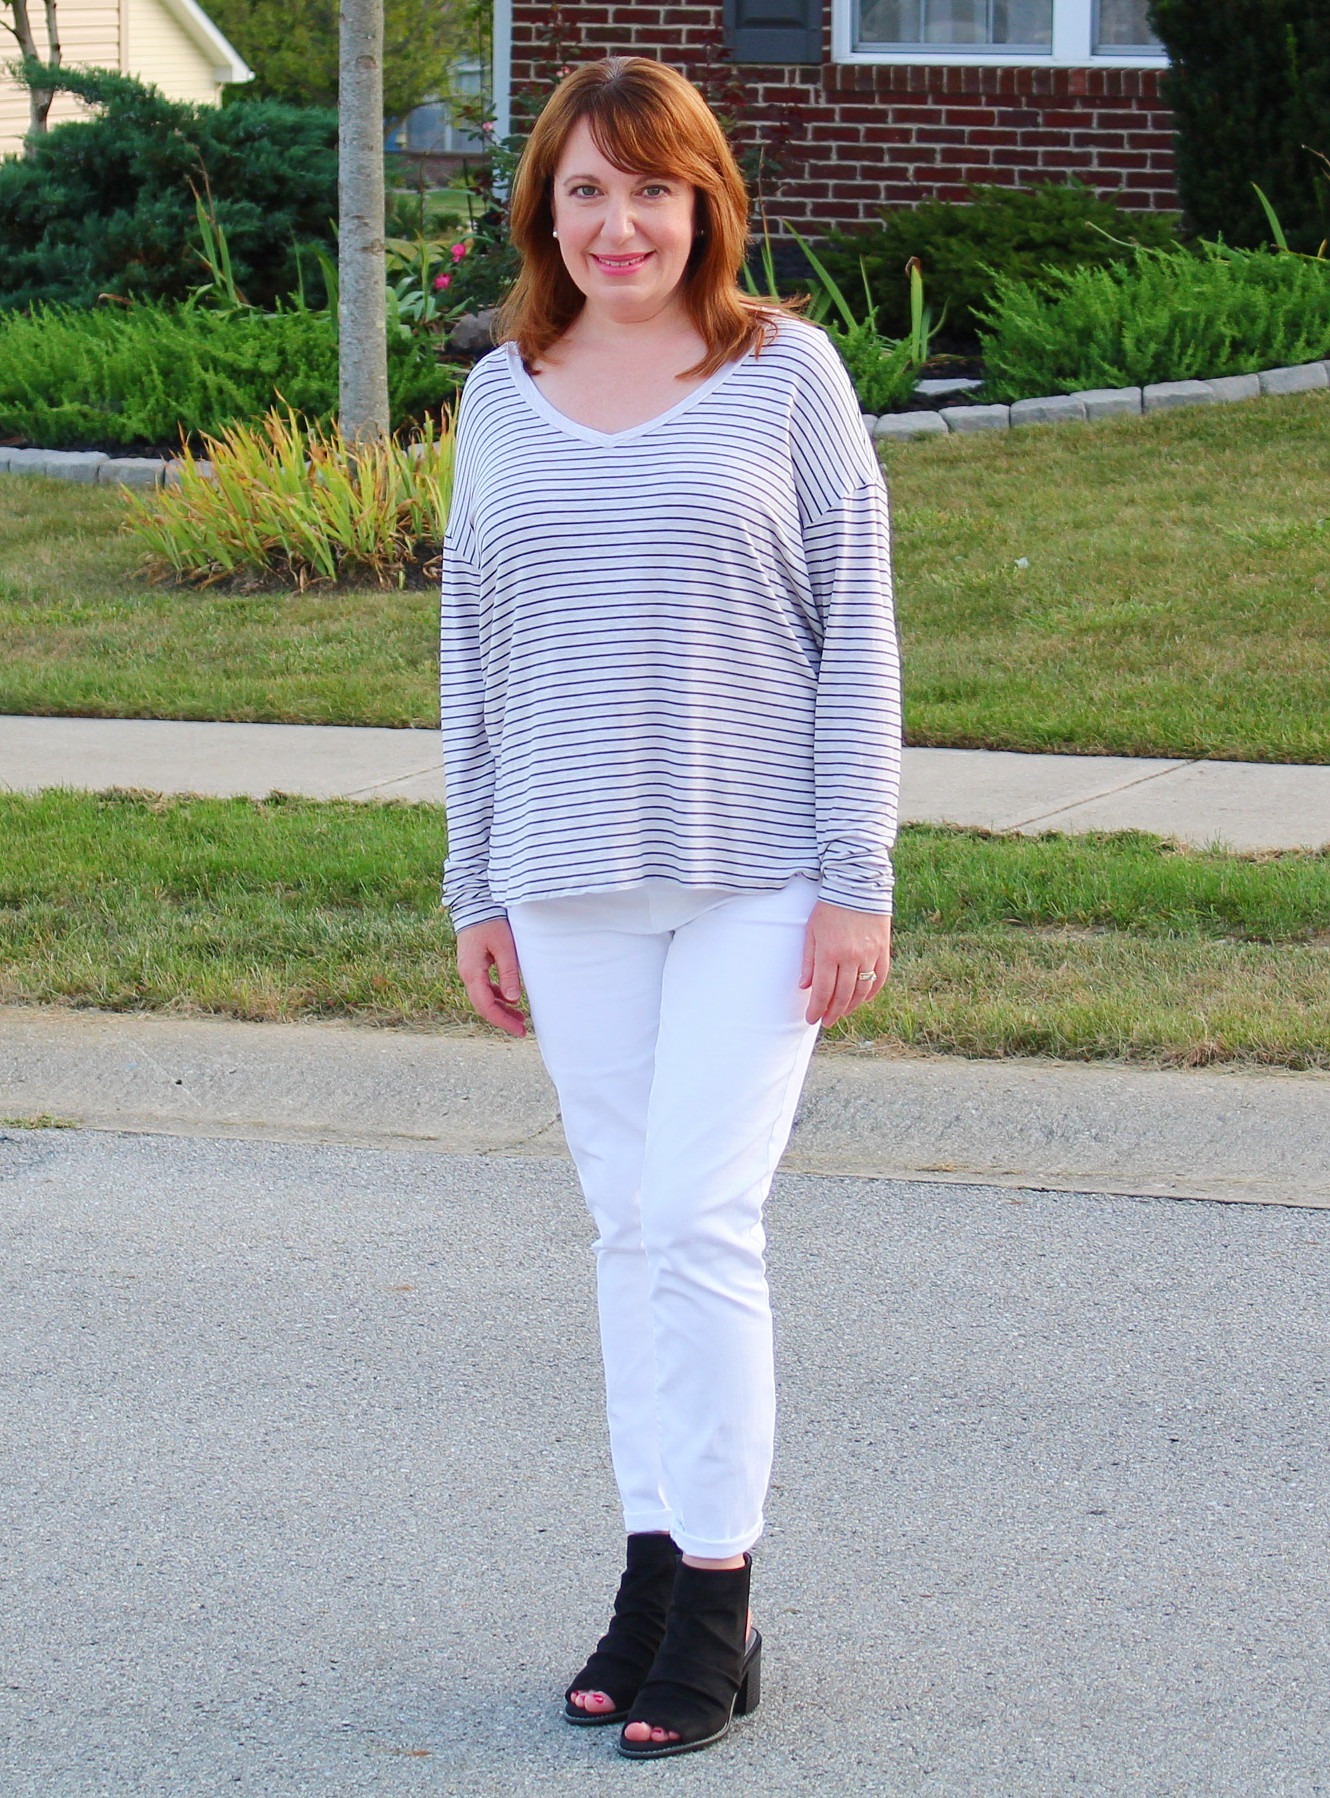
[433,271,452,290]
[451,241,468,263]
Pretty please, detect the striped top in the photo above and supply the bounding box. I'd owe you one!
[440,312,901,932]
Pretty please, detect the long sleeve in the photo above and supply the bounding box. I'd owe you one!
[439,372,505,932]
[440,550,505,930]
[805,480,902,912]
[788,325,903,913]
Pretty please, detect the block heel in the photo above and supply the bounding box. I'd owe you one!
[617,1554,761,1760]
[734,1630,761,1716]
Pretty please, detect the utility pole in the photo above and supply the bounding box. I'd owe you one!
[338,0,390,442]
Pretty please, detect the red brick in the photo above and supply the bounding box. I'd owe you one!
[877,105,944,126]
[1091,109,1149,131]
[940,107,999,126]
[967,127,1021,147]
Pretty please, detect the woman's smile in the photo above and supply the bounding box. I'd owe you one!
[590,251,653,274]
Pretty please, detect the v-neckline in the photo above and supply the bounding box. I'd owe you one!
[505,339,755,447]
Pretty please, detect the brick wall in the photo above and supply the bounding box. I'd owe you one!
[510,3,1177,228]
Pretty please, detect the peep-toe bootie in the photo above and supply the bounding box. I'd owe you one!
[616,1553,761,1760]
[563,1531,683,1726]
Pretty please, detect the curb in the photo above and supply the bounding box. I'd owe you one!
[0,446,213,489]
[864,356,1330,441]
[3,1006,1329,1211]
[3,360,1328,486]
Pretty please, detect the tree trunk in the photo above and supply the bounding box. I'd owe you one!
[5,0,60,145]
[338,0,390,444]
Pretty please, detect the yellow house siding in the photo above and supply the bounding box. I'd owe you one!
[0,0,246,158]
[0,1,122,154]
[125,0,225,105]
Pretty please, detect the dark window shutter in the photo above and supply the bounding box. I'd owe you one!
[723,0,823,64]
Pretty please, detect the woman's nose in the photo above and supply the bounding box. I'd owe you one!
[599,202,638,241]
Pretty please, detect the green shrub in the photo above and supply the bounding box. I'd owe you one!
[0,66,337,311]
[1151,0,1330,254]
[123,409,454,589]
[814,180,1180,342]
[977,243,1330,399]
[0,303,460,450]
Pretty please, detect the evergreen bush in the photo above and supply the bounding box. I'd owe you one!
[0,66,337,312]
[0,304,459,450]
[1150,0,1330,253]
[978,244,1330,399]
[813,181,1180,343]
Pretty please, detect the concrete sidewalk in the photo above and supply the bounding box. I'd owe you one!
[3,713,1329,850]
[5,1006,1328,1210]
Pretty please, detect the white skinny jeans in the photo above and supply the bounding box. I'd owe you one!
[507,876,821,1559]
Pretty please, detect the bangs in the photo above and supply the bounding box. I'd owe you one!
[577,84,715,188]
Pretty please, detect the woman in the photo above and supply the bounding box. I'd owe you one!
[440,56,901,1760]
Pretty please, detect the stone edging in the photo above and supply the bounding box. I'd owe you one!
[0,448,198,489]
[863,358,1330,441]
[2,357,1327,483]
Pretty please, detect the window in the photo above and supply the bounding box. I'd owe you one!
[386,60,488,158]
[858,1,1052,51]
[1093,0,1160,51]
[842,0,1166,61]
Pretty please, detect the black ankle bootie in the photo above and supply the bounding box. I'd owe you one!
[563,1532,683,1726]
[616,1553,761,1760]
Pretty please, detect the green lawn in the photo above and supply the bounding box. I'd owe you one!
[2,391,1329,760]
[4,792,1327,1068]
[888,391,1330,762]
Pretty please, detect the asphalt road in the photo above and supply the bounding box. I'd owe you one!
[2,1127,1328,1796]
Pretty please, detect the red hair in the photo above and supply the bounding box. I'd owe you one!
[494,56,809,379]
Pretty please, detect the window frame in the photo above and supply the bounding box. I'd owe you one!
[832,0,1168,67]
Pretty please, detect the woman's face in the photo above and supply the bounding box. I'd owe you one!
[549,115,698,321]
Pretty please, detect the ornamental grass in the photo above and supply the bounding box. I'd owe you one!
[123,407,454,590]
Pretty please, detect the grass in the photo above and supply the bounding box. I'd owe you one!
[2,392,1329,759]
[887,391,1330,763]
[4,791,1328,1069]
[0,482,436,727]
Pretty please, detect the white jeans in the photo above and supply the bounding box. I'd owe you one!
[508,876,821,1559]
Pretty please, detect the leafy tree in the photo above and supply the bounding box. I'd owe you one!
[1150,0,1330,251]
[0,65,337,310]
[206,0,470,122]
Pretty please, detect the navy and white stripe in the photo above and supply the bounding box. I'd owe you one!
[440,313,901,932]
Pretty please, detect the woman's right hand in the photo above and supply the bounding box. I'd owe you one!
[456,919,527,1037]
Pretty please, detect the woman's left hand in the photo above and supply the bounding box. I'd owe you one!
[799,900,893,1027]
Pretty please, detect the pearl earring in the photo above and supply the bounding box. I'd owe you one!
[552,228,559,238]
